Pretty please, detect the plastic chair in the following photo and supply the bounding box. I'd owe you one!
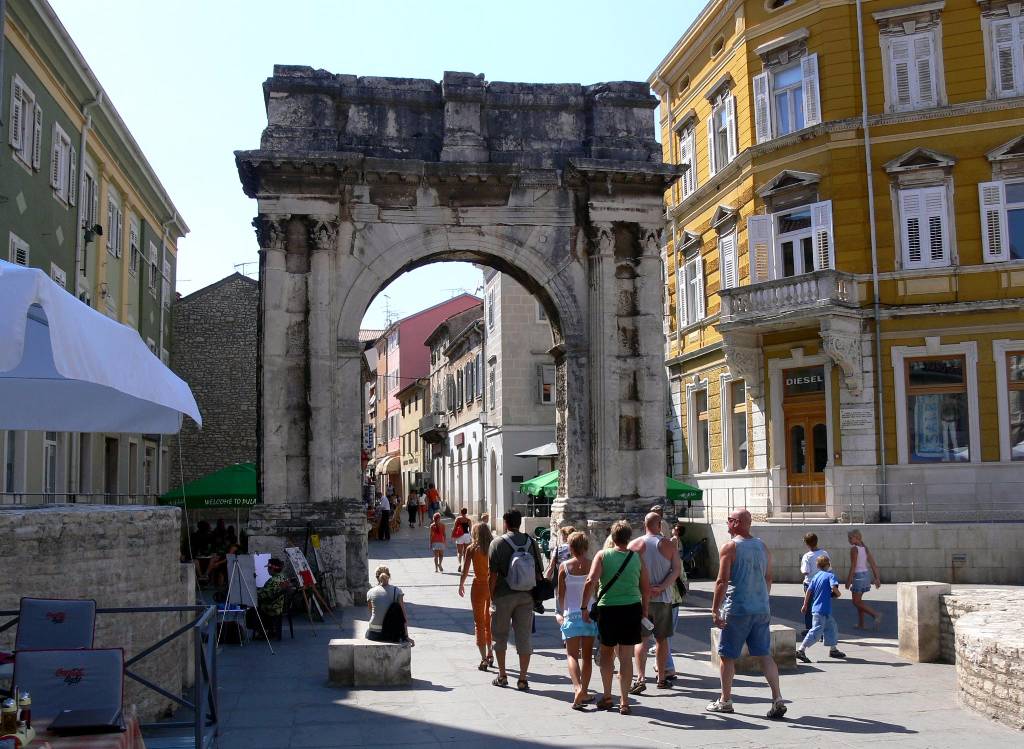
[13,648,124,722]
[16,598,97,650]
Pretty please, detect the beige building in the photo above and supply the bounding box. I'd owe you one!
[396,378,428,498]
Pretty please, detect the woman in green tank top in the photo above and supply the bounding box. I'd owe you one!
[581,520,650,715]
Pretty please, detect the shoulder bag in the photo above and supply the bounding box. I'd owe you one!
[588,550,634,623]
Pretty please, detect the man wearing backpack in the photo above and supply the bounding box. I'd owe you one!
[488,509,544,690]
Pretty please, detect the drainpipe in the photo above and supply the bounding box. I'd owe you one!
[155,214,176,496]
[74,91,104,285]
[856,0,889,521]
[0,1,7,126]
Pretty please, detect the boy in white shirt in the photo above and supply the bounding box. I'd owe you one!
[799,533,829,637]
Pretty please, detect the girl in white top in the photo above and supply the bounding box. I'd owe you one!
[845,529,882,630]
[555,531,599,710]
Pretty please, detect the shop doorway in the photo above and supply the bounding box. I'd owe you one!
[782,366,827,507]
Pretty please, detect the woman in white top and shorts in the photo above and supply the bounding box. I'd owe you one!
[555,531,599,710]
[845,529,882,630]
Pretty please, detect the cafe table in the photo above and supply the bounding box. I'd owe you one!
[24,714,146,749]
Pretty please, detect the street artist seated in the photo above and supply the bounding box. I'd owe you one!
[365,566,414,645]
[255,557,292,639]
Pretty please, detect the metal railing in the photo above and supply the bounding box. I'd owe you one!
[676,482,1024,525]
[513,492,552,518]
[0,604,218,748]
[0,493,160,506]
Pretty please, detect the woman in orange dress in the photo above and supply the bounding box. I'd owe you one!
[459,521,494,670]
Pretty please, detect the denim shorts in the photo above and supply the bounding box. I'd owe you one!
[851,570,872,593]
[717,613,772,659]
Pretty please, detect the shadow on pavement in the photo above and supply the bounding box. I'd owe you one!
[784,713,919,735]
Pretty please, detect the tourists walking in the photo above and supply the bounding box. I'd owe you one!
[544,526,575,580]
[366,565,414,644]
[459,522,494,670]
[453,507,473,572]
[418,488,428,527]
[707,508,787,720]
[845,529,882,629]
[555,531,598,709]
[377,490,392,542]
[426,483,441,517]
[488,509,544,691]
[582,520,649,715]
[407,487,419,528]
[799,533,830,636]
[797,554,845,662]
[628,512,681,692]
[428,513,448,572]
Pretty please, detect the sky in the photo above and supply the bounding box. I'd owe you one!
[48,0,699,328]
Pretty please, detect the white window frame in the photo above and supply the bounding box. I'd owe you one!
[720,374,749,472]
[8,232,29,266]
[685,377,711,475]
[538,364,556,405]
[754,54,821,144]
[678,125,697,197]
[148,241,159,293]
[488,362,496,409]
[718,229,738,290]
[535,300,548,323]
[706,92,737,176]
[983,13,1024,99]
[993,339,1024,463]
[879,27,944,113]
[676,252,705,328]
[106,191,124,258]
[896,185,951,269]
[892,340,980,465]
[979,179,1024,263]
[128,216,141,276]
[9,75,42,171]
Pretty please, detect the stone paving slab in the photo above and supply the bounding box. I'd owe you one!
[214,522,1017,748]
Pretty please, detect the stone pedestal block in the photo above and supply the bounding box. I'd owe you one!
[328,623,412,687]
[709,624,796,673]
[897,581,951,662]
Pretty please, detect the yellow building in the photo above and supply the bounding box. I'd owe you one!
[396,378,428,500]
[650,0,1024,520]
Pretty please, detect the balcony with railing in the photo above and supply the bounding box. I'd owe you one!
[418,410,449,444]
[719,270,861,331]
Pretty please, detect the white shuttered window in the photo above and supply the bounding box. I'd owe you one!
[888,32,938,111]
[678,127,697,197]
[707,95,737,175]
[9,76,42,170]
[719,231,737,290]
[747,214,774,283]
[899,186,949,269]
[980,180,1024,263]
[677,254,706,328]
[991,18,1024,98]
[753,54,821,143]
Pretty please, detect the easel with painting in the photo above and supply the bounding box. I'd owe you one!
[284,546,341,635]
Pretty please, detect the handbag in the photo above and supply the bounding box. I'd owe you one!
[588,550,634,623]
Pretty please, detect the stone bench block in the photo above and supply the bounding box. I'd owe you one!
[709,624,795,673]
[328,623,411,687]
[897,581,951,663]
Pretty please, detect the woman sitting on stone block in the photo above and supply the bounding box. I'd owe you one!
[366,565,414,645]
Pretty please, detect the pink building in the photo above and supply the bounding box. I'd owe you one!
[372,294,481,492]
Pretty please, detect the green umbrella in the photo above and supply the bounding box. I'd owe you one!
[519,470,702,502]
[159,463,259,509]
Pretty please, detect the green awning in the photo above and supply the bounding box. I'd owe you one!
[518,470,702,503]
[519,469,559,499]
[159,463,259,509]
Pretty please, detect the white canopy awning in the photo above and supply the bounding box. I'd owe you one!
[515,442,558,458]
[0,261,201,433]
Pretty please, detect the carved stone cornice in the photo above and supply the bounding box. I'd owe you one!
[252,214,290,252]
[820,322,864,396]
[307,216,340,252]
[640,225,662,257]
[722,332,763,399]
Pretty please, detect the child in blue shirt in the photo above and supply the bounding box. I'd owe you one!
[796,554,846,662]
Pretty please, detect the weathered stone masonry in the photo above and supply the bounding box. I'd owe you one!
[236,68,681,604]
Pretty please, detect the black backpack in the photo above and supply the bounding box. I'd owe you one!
[380,587,407,643]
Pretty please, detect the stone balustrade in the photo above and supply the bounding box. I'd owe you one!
[719,270,860,329]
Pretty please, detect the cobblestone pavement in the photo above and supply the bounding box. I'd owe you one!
[215,521,1016,748]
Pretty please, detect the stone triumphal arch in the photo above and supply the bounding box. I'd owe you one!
[236,68,679,603]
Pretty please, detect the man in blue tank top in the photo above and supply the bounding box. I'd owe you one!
[707,508,786,720]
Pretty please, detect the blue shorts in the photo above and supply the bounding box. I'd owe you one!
[851,570,872,593]
[560,609,598,641]
[718,613,771,659]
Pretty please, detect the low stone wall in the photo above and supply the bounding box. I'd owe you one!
[939,589,1024,664]
[687,522,1024,585]
[956,609,1024,731]
[0,505,188,721]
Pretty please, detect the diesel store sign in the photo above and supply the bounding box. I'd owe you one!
[783,366,826,398]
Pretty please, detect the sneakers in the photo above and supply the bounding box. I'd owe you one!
[705,698,734,714]
[766,700,787,720]
[829,648,847,658]
[795,648,811,663]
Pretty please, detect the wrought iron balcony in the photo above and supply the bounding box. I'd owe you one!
[719,270,861,331]
[419,411,448,444]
